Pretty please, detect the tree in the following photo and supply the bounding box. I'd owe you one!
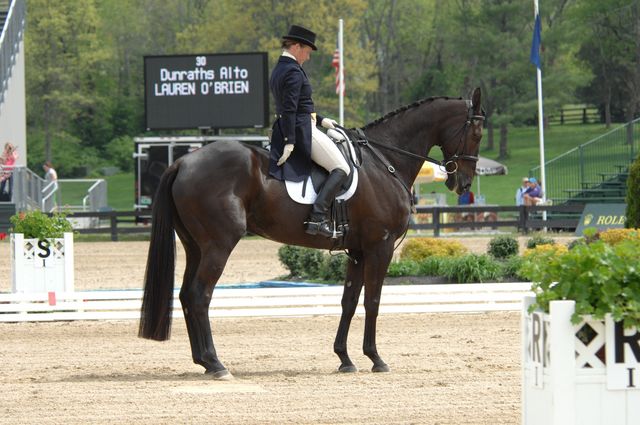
[25,0,108,169]
[572,0,640,127]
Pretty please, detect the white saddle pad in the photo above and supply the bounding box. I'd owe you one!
[285,168,358,205]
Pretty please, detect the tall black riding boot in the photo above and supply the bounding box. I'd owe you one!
[305,169,348,238]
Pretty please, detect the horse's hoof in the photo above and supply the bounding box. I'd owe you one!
[205,369,234,380]
[337,364,358,373]
[372,363,390,373]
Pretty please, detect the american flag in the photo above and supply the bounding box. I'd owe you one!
[331,47,344,95]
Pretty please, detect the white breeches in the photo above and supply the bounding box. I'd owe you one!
[311,124,350,176]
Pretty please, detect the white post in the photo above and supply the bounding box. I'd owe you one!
[338,18,344,126]
[64,232,74,292]
[533,0,547,221]
[549,300,576,425]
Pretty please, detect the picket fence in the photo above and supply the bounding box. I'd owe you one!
[0,282,531,322]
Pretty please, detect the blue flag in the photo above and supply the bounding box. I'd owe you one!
[530,14,542,69]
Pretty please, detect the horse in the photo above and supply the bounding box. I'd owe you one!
[139,87,484,379]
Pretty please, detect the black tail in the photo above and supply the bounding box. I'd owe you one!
[138,162,180,341]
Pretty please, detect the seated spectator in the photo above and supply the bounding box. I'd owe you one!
[515,177,529,206]
[523,177,543,205]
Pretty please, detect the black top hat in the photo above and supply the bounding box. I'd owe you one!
[282,25,317,51]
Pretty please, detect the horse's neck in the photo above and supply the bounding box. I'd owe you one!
[366,112,437,185]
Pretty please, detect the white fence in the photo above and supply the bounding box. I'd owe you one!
[0,282,532,322]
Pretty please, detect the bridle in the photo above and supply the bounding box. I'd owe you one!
[441,99,485,174]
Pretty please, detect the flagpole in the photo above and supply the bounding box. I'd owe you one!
[533,0,547,222]
[338,18,344,125]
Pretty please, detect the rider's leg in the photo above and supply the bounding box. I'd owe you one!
[305,125,350,238]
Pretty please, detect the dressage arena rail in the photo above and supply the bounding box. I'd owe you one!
[58,204,585,240]
[0,282,532,322]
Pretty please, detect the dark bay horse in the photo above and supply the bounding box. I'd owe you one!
[139,87,484,379]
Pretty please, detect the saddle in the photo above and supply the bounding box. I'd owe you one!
[284,128,361,205]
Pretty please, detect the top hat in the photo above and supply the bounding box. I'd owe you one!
[282,25,317,50]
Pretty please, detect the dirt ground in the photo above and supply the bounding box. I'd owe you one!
[0,312,521,424]
[0,235,564,424]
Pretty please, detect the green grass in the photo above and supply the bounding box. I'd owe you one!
[101,124,618,209]
[106,172,135,210]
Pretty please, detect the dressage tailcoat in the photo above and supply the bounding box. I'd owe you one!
[269,55,325,182]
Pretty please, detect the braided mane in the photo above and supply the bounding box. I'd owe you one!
[363,96,462,129]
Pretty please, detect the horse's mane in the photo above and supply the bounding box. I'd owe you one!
[363,96,462,130]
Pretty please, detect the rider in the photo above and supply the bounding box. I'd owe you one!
[269,25,350,238]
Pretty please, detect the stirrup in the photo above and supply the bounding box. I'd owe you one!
[304,220,343,239]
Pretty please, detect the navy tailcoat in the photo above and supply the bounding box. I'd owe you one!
[269,56,325,182]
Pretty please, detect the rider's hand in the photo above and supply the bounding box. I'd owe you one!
[277,144,294,166]
[321,118,338,129]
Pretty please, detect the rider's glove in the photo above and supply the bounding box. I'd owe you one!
[277,144,294,166]
[321,118,338,129]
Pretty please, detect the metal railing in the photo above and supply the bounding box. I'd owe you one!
[1,167,108,227]
[0,0,25,107]
[530,118,639,204]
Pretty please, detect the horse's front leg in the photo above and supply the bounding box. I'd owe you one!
[362,243,394,372]
[333,250,364,372]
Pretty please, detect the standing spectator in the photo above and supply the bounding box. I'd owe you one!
[0,143,18,201]
[523,177,543,205]
[515,177,529,206]
[43,161,58,183]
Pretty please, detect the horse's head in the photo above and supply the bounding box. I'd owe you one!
[440,87,484,195]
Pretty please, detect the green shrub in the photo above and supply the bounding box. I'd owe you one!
[520,238,640,328]
[278,245,347,282]
[277,245,307,278]
[416,256,444,276]
[526,234,555,249]
[501,256,527,281]
[626,154,640,228]
[10,211,73,239]
[487,235,519,259]
[386,260,420,277]
[439,254,502,283]
[320,254,348,282]
[400,237,467,261]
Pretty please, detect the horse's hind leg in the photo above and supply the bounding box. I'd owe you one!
[179,238,239,379]
[334,250,364,373]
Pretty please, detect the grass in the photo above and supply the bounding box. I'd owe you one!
[101,123,619,209]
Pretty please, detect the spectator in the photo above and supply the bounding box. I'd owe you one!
[0,142,18,201]
[523,177,543,205]
[458,190,475,205]
[515,177,529,206]
[457,190,475,224]
[43,161,58,183]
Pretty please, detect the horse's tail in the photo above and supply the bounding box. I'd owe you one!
[138,161,180,341]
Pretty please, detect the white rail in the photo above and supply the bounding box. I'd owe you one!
[0,282,532,322]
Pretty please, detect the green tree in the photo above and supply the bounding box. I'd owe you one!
[25,0,108,166]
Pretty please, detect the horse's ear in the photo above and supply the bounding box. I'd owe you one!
[471,87,481,114]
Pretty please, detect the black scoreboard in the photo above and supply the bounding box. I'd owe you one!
[144,52,269,130]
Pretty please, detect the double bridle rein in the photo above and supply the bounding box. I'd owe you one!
[350,99,485,175]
